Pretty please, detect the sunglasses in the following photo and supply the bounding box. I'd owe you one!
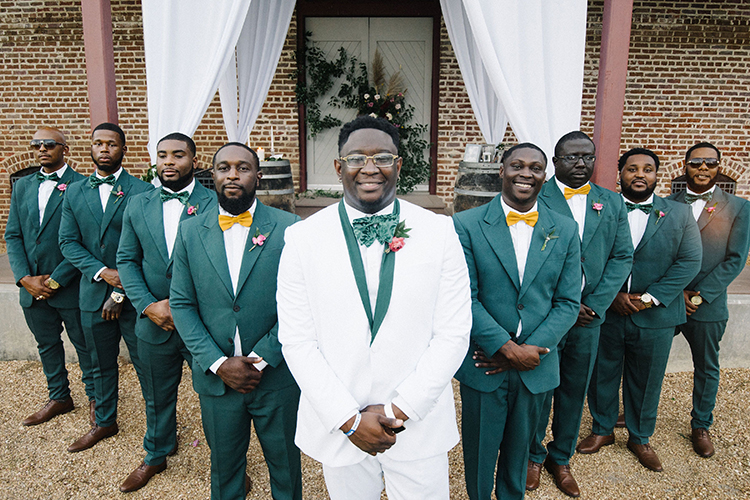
[687,158,719,168]
[30,139,65,149]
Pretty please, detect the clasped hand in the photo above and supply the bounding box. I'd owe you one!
[473,340,549,375]
[216,356,264,394]
[342,405,405,456]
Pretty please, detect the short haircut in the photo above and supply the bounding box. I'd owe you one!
[618,147,660,171]
[92,122,126,146]
[36,126,67,144]
[501,142,548,167]
[685,142,721,162]
[158,132,196,156]
[554,131,594,157]
[338,115,400,153]
[212,142,259,169]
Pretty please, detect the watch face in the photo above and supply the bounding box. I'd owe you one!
[47,279,60,290]
[690,295,703,306]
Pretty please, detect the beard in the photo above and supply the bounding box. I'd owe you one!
[91,153,122,174]
[218,189,255,215]
[620,181,656,202]
[160,171,193,192]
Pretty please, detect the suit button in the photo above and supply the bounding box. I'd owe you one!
[581,256,586,263]
[228,338,234,344]
[36,239,40,245]
[517,304,524,310]
[166,273,172,279]
[100,244,106,249]
[233,305,240,312]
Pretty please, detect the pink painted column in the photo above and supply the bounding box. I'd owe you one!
[591,0,634,190]
[81,0,118,127]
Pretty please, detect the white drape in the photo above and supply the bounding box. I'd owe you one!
[441,0,588,175]
[219,0,296,143]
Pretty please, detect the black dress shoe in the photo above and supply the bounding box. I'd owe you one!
[120,461,167,492]
[22,397,74,426]
[67,423,119,452]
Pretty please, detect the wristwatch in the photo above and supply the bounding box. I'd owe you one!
[47,278,60,290]
[690,295,703,306]
[110,291,125,304]
[640,292,654,308]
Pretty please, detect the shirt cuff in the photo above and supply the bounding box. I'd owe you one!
[209,356,228,374]
[651,296,661,307]
[248,351,268,371]
[391,395,417,422]
[93,267,107,282]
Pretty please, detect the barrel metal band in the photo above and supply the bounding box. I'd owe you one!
[259,173,292,179]
[256,189,295,196]
[454,188,499,198]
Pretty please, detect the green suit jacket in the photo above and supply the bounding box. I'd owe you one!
[4,167,85,309]
[539,179,633,326]
[668,188,750,322]
[616,195,703,328]
[453,195,581,395]
[59,170,153,312]
[169,201,300,396]
[117,182,217,345]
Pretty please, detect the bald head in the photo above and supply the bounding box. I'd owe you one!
[32,126,69,172]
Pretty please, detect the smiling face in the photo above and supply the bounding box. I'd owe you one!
[212,145,261,215]
[32,128,68,173]
[157,139,197,192]
[500,147,547,212]
[553,137,595,188]
[91,129,126,175]
[620,154,658,203]
[334,128,401,214]
[685,146,721,194]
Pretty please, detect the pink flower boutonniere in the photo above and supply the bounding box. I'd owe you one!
[112,185,124,203]
[385,220,411,254]
[187,205,197,216]
[249,228,270,252]
[706,202,718,220]
[592,201,604,217]
[655,211,666,225]
[57,183,67,196]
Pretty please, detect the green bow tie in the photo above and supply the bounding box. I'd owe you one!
[35,172,60,183]
[160,189,190,205]
[352,212,400,247]
[89,174,116,188]
[625,202,653,214]
[684,192,712,204]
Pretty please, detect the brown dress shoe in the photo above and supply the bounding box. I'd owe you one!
[120,461,167,492]
[544,457,580,497]
[576,433,615,454]
[525,460,543,491]
[615,413,626,428]
[67,423,119,452]
[22,397,74,426]
[245,473,253,496]
[89,400,96,427]
[692,428,715,458]
[626,440,663,472]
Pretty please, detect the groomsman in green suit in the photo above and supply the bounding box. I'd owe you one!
[669,142,750,458]
[59,123,153,452]
[170,143,302,500]
[454,143,582,500]
[528,132,633,497]
[116,133,217,492]
[4,127,95,426]
[579,148,702,472]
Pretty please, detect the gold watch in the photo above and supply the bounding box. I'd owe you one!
[47,278,60,290]
[640,292,654,309]
[690,295,703,306]
[110,291,125,304]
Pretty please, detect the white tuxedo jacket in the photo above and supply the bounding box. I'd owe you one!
[278,199,471,466]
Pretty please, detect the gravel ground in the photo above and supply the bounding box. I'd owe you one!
[1,360,748,499]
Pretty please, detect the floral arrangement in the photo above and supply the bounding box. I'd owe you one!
[541,228,558,251]
[249,228,269,252]
[57,183,67,196]
[385,220,411,254]
[592,201,603,216]
[187,205,198,216]
[706,202,718,220]
[655,211,666,224]
[112,186,124,203]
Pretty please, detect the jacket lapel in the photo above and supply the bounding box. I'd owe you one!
[198,210,234,298]
[39,171,71,233]
[635,195,666,253]
[235,202,276,298]
[520,208,557,297]
[540,178,573,218]
[100,171,131,239]
[168,184,215,269]
[581,184,605,253]
[480,197,521,291]
[144,190,169,264]
[83,177,105,226]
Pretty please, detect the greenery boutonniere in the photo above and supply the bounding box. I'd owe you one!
[249,228,270,252]
[112,185,124,203]
[385,220,411,254]
[655,210,666,225]
[541,228,559,251]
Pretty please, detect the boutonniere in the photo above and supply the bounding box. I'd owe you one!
[112,185,124,203]
[249,228,270,252]
[541,228,559,251]
[385,220,411,254]
[57,183,67,196]
[705,202,718,220]
[591,200,603,216]
[187,205,198,216]
[655,211,666,225]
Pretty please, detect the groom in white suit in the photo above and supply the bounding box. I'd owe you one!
[278,116,471,500]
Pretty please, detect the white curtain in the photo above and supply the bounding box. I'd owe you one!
[441,0,588,175]
[142,0,251,161]
[219,0,296,143]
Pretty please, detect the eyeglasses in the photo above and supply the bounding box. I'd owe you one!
[559,155,596,164]
[338,153,399,169]
[687,158,719,168]
[30,139,65,149]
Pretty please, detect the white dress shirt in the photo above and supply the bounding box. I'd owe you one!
[623,193,660,304]
[555,178,588,291]
[500,198,537,337]
[686,185,716,221]
[161,179,195,258]
[37,164,68,225]
[210,200,267,373]
[93,167,124,282]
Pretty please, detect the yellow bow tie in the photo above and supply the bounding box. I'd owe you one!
[506,211,538,227]
[218,212,253,231]
[563,184,591,199]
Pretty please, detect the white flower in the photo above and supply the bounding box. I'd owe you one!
[374,94,381,100]
[369,113,377,118]
[385,113,393,120]
[395,104,401,110]
[363,93,370,100]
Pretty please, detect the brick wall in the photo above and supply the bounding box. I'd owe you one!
[1,0,748,248]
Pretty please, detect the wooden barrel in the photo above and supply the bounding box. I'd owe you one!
[453,161,502,213]
[258,160,295,214]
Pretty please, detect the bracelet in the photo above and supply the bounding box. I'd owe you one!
[344,413,361,437]
[384,401,396,420]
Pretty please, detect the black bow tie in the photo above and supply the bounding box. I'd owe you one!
[625,202,653,214]
[684,192,712,204]
[36,172,60,183]
[89,174,116,188]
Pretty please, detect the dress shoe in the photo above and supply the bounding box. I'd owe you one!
[22,397,74,426]
[89,400,96,427]
[245,473,253,496]
[692,428,715,458]
[576,433,615,454]
[627,440,663,472]
[525,460,542,491]
[120,461,167,492]
[544,457,580,498]
[67,423,119,452]
[615,413,625,428]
